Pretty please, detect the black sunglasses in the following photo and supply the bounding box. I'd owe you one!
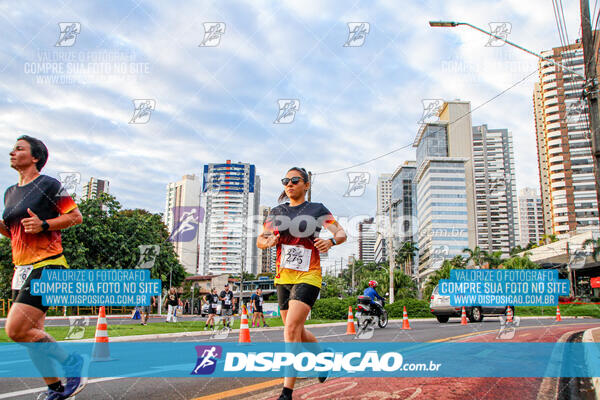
[281,177,304,186]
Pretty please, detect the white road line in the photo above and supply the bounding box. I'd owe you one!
[0,377,120,399]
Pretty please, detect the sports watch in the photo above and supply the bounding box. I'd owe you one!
[41,220,49,231]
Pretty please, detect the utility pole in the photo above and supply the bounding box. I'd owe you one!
[387,206,395,304]
[308,171,312,202]
[580,0,600,223]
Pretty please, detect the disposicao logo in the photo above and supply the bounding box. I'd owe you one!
[191,345,222,375]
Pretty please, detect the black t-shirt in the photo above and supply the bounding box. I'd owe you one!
[166,293,179,306]
[264,201,335,286]
[207,293,219,309]
[220,290,234,309]
[251,293,263,309]
[2,175,77,265]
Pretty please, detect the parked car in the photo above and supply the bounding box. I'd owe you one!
[429,284,515,323]
[201,303,222,317]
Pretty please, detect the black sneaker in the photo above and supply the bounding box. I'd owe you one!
[277,393,292,400]
[318,348,333,383]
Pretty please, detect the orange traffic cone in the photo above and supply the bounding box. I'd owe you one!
[556,305,562,322]
[92,306,113,361]
[506,307,513,323]
[401,306,411,330]
[460,307,468,325]
[346,306,356,334]
[238,305,251,343]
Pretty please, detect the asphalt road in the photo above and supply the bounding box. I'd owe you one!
[0,317,598,400]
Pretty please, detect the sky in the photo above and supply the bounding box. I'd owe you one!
[0,0,588,272]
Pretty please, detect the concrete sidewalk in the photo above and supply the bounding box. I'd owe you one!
[583,326,600,400]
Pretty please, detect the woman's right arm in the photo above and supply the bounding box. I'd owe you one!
[256,231,280,249]
[0,220,10,238]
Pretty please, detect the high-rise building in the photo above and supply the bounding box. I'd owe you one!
[414,101,476,280]
[358,217,377,263]
[472,124,519,255]
[534,40,599,236]
[390,161,418,275]
[81,178,109,201]
[518,188,545,247]
[258,205,274,274]
[198,161,260,275]
[163,174,202,274]
[376,174,393,216]
[533,82,554,238]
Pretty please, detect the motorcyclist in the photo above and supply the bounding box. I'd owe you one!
[363,280,385,316]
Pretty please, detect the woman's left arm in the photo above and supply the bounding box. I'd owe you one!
[314,220,347,253]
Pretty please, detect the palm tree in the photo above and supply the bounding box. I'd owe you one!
[449,255,467,268]
[540,234,558,245]
[396,241,419,276]
[463,246,485,267]
[510,245,524,256]
[484,250,504,269]
[583,238,600,261]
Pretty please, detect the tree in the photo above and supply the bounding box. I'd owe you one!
[449,255,467,269]
[0,237,13,299]
[463,246,485,267]
[321,275,346,298]
[502,254,539,269]
[540,234,558,245]
[423,259,466,300]
[395,241,419,276]
[510,245,524,256]
[583,238,600,261]
[483,250,504,269]
[57,193,185,290]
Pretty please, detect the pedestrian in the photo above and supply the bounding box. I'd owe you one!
[204,288,219,330]
[251,288,268,328]
[141,296,156,326]
[257,167,346,400]
[2,135,86,400]
[164,288,179,323]
[219,283,235,328]
[184,300,190,314]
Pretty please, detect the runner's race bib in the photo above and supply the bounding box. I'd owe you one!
[12,265,33,290]
[281,244,312,272]
[225,299,231,305]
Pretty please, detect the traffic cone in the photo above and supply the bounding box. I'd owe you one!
[506,307,513,323]
[238,305,251,343]
[92,306,113,362]
[401,306,411,330]
[460,307,468,325]
[346,306,356,334]
[556,305,562,322]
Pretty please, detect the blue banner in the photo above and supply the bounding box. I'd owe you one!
[439,269,570,306]
[30,269,161,306]
[0,342,597,378]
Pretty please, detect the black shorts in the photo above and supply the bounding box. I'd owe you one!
[277,283,320,310]
[254,306,263,313]
[13,265,64,312]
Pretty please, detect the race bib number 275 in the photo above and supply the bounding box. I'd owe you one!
[281,245,312,272]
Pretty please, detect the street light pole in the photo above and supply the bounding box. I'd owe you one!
[429,21,585,79]
[387,205,395,304]
[429,19,600,224]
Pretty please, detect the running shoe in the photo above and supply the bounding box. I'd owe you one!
[277,393,292,400]
[36,388,66,400]
[318,347,334,383]
[62,353,89,398]
[263,323,269,327]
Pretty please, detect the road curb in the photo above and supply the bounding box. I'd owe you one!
[536,330,573,400]
[582,327,600,400]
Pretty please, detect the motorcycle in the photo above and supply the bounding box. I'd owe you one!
[355,294,388,331]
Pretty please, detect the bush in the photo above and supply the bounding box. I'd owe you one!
[312,297,355,320]
[385,299,431,318]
